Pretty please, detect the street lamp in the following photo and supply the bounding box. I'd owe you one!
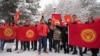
[54,7,56,13]
[52,0,56,13]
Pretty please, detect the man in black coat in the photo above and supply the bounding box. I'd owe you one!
[47,19,53,52]
[61,23,69,54]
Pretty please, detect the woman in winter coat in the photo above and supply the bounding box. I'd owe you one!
[53,22,62,53]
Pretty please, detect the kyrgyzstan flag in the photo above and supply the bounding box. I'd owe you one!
[2,26,17,40]
[69,22,100,48]
[14,11,20,24]
[52,14,62,25]
[0,27,4,39]
[64,14,71,24]
[17,26,38,41]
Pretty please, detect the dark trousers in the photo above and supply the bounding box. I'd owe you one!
[63,41,69,53]
[23,41,30,50]
[62,42,67,53]
[15,40,24,50]
[79,47,83,56]
[38,36,47,52]
[21,41,24,50]
[83,48,87,53]
[31,41,37,50]
[91,49,99,56]
[71,46,78,54]
[53,40,60,52]
[73,46,77,52]
[61,41,69,53]
[15,40,18,49]
[61,36,69,53]
[69,45,73,51]
[48,36,53,51]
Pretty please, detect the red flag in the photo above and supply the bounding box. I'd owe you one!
[17,26,38,41]
[69,22,100,48]
[64,14,71,24]
[52,14,62,25]
[14,11,20,24]
[2,26,17,40]
[0,27,3,38]
[94,17,100,23]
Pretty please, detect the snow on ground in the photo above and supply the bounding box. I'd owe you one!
[1,49,100,56]
[0,41,100,56]
[0,50,77,56]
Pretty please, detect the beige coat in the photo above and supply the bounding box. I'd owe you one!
[53,27,61,40]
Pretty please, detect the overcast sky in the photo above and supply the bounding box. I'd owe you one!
[38,0,59,11]
[97,0,100,2]
[39,0,100,11]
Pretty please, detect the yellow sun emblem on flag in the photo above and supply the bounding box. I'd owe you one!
[26,30,34,38]
[81,29,96,43]
[55,20,60,25]
[4,28,13,37]
[66,19,70,22]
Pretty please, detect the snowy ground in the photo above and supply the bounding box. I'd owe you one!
[1,49,100,56]
[0,41,100,56]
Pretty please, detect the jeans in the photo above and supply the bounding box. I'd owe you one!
[0,40,1,49]
[38,36,47,52]
[0,40,5,50]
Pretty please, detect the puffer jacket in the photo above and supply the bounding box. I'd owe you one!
[53,26,61,40]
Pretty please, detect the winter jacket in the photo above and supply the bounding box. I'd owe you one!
[53,26,61,40]
[37,23,49,37]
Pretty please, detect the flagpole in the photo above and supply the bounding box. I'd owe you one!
[53,0,56,13]
[54,7,56,13]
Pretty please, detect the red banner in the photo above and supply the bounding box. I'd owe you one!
[14,11,20,24]
[52,14,62,25]
[1,27,17,40]
[0,27,3,38]
[64,14,71,24]
[69,22,100,48]
[17,26,38,41]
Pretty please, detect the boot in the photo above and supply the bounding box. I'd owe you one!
[72,50,77,55]
[9,49,12,52]
[7,49,12,52]
[15,48,18,51]
[80,54,83,56]
[66,49,69,53]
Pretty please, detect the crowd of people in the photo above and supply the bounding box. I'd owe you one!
[0,15,99,56]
